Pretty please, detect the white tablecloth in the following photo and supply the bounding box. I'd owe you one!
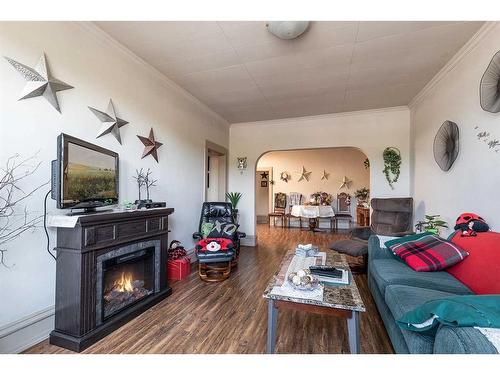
[291,205,334,218]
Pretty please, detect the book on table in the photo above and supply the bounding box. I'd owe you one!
[310,267,350,285]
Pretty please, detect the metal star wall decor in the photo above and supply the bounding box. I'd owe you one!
[321,169,330,180]
[298,166,312,182]
[88,99,129,144]
[137,128,163,163]
[260,171,269,180]
[4,53,74,113]
[339,176,352,189]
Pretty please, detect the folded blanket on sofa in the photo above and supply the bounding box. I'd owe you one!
[397,295,500,332]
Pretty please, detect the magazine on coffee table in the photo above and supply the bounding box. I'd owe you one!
[314,268,350,286]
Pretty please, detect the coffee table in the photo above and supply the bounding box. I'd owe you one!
[263,249,366,354]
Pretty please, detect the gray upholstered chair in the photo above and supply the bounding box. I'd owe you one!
[330,197,414,273]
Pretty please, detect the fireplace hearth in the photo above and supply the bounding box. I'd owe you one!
[49,208,174,352]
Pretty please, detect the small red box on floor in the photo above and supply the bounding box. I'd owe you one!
[167,257,191,281]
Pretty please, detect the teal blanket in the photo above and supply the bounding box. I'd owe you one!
[397,295,500,332]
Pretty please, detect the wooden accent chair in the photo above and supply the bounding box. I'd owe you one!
[286,192,303,228]
[333,192,353,231]
[268,192,287,227]
[193,202,246,282]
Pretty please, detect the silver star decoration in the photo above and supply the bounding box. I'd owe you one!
[4,53,73,113]
[339,176,352,189]
[88,99,129,144]
[321,169,330,180]
[297,167,312,182]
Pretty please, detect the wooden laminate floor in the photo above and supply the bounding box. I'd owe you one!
[25,225,394,354]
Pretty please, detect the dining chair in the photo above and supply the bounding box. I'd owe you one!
[333,192,353,231]
[268,192,287,227]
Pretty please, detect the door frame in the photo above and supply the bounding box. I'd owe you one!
[205,140,228,202]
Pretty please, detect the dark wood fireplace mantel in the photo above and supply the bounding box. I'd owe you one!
[49,208,174,352]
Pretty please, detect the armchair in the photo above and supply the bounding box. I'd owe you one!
[193,202,246,282]
[330,198,414,273]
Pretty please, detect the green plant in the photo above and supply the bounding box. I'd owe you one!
[415,215,448,234]
[354,187,370,201]
[383,147,401,189]
[226,192,242,209]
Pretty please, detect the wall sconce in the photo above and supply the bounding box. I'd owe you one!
[237,157,247,174]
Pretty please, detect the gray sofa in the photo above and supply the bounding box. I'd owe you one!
[367,235,498,354]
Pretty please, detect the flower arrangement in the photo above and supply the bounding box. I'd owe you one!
[310,192,321,205]
[310,192,332,206]
[320,192,333,206]
[354,187,370,203]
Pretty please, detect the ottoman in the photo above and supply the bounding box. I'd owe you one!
[329,238,368,273]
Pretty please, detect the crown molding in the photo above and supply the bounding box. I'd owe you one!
[230,105,409,128]
[71,21,229,127]
[409,21,498,109]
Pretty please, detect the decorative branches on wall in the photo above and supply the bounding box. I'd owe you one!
[475,126,500,155]
[0,154,48,267]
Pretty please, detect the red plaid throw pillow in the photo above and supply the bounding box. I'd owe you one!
[386,233,469,272]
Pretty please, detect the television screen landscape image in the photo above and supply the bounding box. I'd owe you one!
[62,141,118,204]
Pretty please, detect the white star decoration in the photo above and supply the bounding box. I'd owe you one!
[88,99,129,144]
[4,53,74,113]
[298,167,312,182]
[321,169,330,180]
[339,176,352,189]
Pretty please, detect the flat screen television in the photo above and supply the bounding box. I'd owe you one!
[52,133,119,213]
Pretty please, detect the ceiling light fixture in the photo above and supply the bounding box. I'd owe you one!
[266,21,310,40]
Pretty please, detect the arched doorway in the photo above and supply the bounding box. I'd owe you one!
[254,147,370,244]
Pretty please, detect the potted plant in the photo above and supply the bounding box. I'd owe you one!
[226,192,242,222]
[354,187,370,205]
[415,215,448,235]
[383,147,401,189]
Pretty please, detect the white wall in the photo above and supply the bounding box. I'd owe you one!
[0,21,228,342]
[410,22,500,236]
[228,107,411,239]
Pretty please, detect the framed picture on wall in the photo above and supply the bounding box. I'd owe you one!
[261,181,268,188]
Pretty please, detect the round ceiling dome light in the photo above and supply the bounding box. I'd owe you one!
[266,21,310,40]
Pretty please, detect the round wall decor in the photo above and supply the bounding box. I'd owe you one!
[480,50,500,113]
[433,120,459,171]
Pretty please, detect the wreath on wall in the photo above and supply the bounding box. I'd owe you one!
[383,147,401,190]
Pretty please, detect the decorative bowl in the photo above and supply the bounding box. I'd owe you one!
[287,269,320,291]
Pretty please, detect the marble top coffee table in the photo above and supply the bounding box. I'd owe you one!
[263,249,366,354]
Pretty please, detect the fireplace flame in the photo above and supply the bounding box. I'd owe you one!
[116,272,134,293]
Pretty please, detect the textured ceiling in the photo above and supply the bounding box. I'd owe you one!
[96,21,484,123]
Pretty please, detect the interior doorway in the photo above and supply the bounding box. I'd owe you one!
[205,141,227,202]
[255,167,273,224]
[255,147,370,234]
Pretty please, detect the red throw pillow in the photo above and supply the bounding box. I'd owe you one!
[387,233,468,272]
[447,231,500,294]
[196,238,234,252]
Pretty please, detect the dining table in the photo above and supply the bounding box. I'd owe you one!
[290,205,335,232]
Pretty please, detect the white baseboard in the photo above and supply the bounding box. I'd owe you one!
[241,235,257,247]
[0,306,54,354]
